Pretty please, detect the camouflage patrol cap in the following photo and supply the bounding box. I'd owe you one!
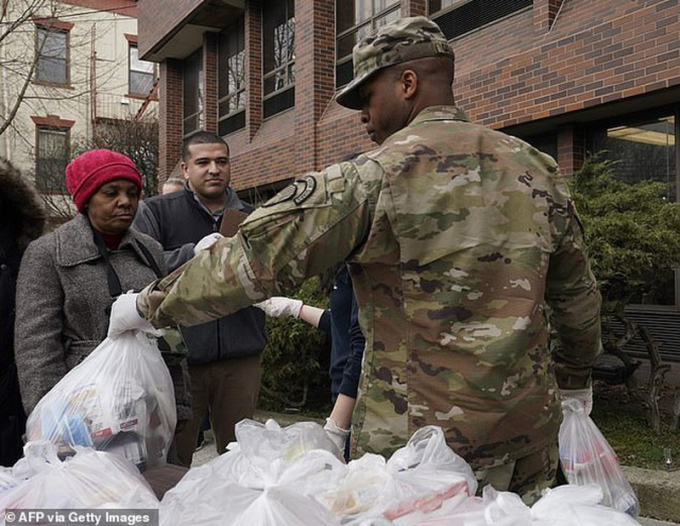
[336,16,454,110]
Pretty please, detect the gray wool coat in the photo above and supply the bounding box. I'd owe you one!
[14,213,192,420]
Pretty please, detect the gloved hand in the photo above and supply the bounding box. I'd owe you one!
[559,386,593,416]
[107,292,161,339]
[253,297,304,318]
[193,233,224,254]
[323,417,349,452]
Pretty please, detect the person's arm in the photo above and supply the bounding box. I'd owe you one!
[137,161,379,329]
[328,393,356,432]
[299,304,327,329]
[133,200,195,272]
[14,240,69,414]
[546,199,603,391]
[337,295,364,400]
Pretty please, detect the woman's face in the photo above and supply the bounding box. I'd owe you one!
[86,179,140,235]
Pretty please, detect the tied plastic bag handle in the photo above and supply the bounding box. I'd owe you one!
[559,403,640,517]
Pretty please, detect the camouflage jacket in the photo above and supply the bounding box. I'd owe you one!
[139,106,602,469]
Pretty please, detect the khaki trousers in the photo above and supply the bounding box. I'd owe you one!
[175,354,262,467]
[474,441,560,505]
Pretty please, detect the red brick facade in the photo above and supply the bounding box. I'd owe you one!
[139,0,680,190]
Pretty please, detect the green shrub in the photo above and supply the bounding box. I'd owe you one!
[258,277,333,414]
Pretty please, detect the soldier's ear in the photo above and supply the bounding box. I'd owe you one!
[401,69,418,100]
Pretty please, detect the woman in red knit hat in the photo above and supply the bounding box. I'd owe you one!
[13,149,191,465]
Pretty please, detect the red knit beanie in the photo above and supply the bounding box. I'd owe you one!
[65,149,142,212]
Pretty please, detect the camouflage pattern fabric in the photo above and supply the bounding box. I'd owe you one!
[138,105,602,471]
[336,16,455,110]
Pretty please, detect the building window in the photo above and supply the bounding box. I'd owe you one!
[218,17,246,136]
[428,0,532,40]
[591,113,678,307]
[36,127,69,192]
[35,26,69,85]
[335,0,401,89]
[183,49,204,137]
[129,44,156,97]
[263,0,295,118]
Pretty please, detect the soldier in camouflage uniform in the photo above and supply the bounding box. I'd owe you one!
[110,16,602,503]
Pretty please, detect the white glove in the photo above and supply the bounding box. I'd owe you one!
[194,232,224,254]
[253,297,304,318]
[107,292,160,339]
[324,417,349,452]
[560,386,593,416]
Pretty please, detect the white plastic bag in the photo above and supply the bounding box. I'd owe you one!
[559,398,640,517]
[26,332,176,471]
[319,426,476,524]
[416,484,642,526]
[0,441,158,521]
[159,419,346,526]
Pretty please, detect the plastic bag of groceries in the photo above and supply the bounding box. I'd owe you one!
[0,441,158,522]
[26,332,176,472]
[416,484,642,526]
[318,426,476,525]
[160,419,346,525]
[559,397,640,517]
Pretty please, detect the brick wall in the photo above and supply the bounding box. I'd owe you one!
[204,32,218,134]
[158,60,183,181]
[453,0,680,129]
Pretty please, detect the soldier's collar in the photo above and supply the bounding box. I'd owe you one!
[411,105,469,126]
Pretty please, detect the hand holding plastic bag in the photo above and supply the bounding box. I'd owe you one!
[107,292,161,339]
[559,396,640,517]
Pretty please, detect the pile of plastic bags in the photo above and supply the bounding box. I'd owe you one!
[159,419,642,526]
[0,441,158,524]
[0,418,645,525]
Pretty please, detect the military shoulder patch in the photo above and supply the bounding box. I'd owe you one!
[262,175,318,208]
[293,176,317,205]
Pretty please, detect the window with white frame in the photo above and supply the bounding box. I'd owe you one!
[35,26,69,85]
[218,17,246,135]
[36,126,69,192]
[335,0,401,89]
[129,44,156,97]
[263,0,295,117]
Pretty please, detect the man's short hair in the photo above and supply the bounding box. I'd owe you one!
[163,177,185,187]
[181,131,229,161]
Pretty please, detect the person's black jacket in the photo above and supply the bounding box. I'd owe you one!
[0,158,45,466]
[133,186,266,364]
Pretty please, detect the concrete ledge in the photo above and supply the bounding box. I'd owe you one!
[622,466,680,522]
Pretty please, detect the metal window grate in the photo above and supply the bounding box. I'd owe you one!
[335,60,354,89]
[219,110,246,136]
[264,87,294,119]
[433,0,532,40]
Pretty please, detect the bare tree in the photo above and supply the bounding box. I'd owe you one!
[75,117,160,198]
[38,116,159,221]
[0,0,61,135]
